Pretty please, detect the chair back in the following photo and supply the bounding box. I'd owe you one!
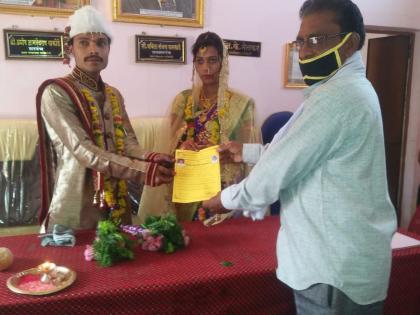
[261,111,293,144]
[260,111,293,215]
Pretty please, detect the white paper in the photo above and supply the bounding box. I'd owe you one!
[391,232,420,249]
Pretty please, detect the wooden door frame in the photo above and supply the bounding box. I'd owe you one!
[365,26,415,220]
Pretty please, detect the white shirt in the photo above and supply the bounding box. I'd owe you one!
[221,52,397,305]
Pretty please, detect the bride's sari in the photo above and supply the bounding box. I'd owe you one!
[138,88,261,222]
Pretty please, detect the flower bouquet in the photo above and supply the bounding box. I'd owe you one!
[84,214,189,267]
[85,220,135,267]
[121,213,190,254]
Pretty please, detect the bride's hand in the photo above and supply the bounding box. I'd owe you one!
[179,139,199,151]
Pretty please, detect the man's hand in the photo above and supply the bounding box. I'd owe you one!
[151,153,175,186]
[153,153,175,168]
[218,141,243,163]
[154,164,175,185]
[202,192,230,215]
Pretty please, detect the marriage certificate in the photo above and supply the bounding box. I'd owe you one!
[172,145,221,203]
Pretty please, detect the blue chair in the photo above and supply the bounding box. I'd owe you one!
[261,111,293,215]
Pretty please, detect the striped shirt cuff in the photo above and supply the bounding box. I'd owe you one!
[243,144,264,164]
[144,151,159,162]
[145,162,158,187]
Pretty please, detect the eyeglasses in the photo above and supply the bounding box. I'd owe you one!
[292,32,348,50]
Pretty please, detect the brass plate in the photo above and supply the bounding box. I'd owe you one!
[6,266,76,295]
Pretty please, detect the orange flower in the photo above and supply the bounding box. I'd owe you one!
[81,87,128,223]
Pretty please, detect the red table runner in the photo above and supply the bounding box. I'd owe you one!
[0,217,419,315]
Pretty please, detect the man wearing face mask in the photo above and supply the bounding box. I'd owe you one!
[36,6,174,233]
[203,0,397,314]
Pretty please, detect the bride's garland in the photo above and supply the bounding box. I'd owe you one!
[183,90,230,145]
[81,86,127,222]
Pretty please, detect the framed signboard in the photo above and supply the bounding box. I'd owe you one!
[0,0,90,18]
[284,43,306,88]
[113,0,203,28]
[4,29,64,60]
[223,39,261,57]
[136,35,186,63]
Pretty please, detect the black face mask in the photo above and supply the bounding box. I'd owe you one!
[299,33,352,86]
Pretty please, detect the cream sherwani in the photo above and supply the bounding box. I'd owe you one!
[39,69,151,231]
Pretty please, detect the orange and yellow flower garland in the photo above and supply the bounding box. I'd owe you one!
[81,86,127,222]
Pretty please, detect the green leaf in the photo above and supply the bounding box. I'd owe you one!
[165,241,175,254]
[220,261,234,267]
[92,220,135,267]
[142,214,186,254]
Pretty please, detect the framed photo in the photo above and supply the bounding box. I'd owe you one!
[136,35,186,63]
[284,43,306,88]
[0,0,90,17]
[113,0,204,28]
[3,29,64,60]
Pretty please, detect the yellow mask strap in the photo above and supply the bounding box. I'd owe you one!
[302,69,339,81]
[299,32,353,64]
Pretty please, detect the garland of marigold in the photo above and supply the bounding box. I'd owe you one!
[183,90,230,145]
[81,86,127,222]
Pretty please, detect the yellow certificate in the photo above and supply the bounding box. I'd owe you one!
[172,145,221,203]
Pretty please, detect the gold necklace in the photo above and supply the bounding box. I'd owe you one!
[200,90,217,110]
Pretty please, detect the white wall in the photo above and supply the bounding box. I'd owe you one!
[355,0,420,30]
[0,0,419,224]
[0,0,419,121]
[0,0,304,121]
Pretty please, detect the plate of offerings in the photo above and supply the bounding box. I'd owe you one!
[6,262,76,295]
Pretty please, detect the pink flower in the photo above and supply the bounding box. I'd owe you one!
[147,243,160,252]
[182,230,190,246]
[184,235,190,247]
[142,235,163,252]
[84,245,95,261]
[139,229,151,240]
[141,242,150,251]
